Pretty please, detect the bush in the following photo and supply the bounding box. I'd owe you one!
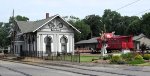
[103,55,112,60]
[117,60,126,64]
[128,55,145,64]
[121,53,133,61]
[143,54,150,60]
[134,55,143,61]
[110,55,124,64]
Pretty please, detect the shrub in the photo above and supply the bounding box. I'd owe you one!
[121,53,133,61]
[110,55,122,64]
[117,60,126,64]
[128,54,145,64]
[134,55,143,61]
[103,55,112,60]
[143,54,150,60]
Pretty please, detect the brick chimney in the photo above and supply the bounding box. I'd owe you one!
[46,13,49,19]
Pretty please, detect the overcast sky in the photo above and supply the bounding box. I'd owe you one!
[0,0,150,22]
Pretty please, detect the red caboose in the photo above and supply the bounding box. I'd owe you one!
[97,33,134,51]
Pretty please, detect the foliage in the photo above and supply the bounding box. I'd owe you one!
[128,54,145,65]
[102,9,122,34]
[83,14,102,37]
[128,59,145,65]
[136,62,150,66]
[110,55,125,64]
[125,16,141,35]
[9,15,29,23]
[65,9,150,43]
[0,23,11,48]
[143,54,150,60]
[141,13,150,37]
[134,54,144,61]
[110,53,145,64]
[68,17,91,42]
[103,54,112,60]
[0,15,30,49]
[121,53,134,61]
[1,9,150,50]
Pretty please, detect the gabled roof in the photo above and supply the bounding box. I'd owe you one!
[133,33,145,41]
[133,34,150,48]
[15,15,81,33]
[76,37,99,44]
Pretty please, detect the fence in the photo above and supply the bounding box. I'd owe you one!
[20,51,80,63]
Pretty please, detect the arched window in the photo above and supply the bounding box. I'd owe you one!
[44,36,52,55]
[60,36,68,53]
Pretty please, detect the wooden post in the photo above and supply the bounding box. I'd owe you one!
[79,52,80,63]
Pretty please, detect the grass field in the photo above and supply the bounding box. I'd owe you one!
[46,53,101,62]
[80,54,100,62]
[135,62,150,66]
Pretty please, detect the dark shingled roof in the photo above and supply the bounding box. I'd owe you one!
[16,15,58,33]
[133,33,145,41]
[76,37,99,44]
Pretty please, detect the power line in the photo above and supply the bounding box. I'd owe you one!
[134,9,150,16]
[115,0,141,11]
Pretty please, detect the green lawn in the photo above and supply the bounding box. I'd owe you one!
[135,62,150,66]
[80,54,100,62]
[46,54,100,62]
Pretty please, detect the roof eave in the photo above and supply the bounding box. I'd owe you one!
[32,15,58,32]
[32,14,81,33]
[59,16,81,33]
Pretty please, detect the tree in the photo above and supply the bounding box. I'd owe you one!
[141,13,150,37]
[9,15,29,23]
[64,16,91,42]
[73,20,91,42]
[126,16,141,35]
[0,15,29,49]
[102,9,122,34]
[0,23,11,48]
[83,15,102,37]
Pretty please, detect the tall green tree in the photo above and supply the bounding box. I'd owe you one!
[0,15,29,48]
[66,16,91,42]
[102,9,122,34]
[83,15,102,37]
[0,23,11,48]
[126,16,141,35]
[141,13,150,37]
[73,20,91,42]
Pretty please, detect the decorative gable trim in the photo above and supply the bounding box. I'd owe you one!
[33,15,58,32]
[58,16,81,33]
[32,14,81,33]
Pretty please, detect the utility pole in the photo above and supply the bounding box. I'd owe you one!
[100,20,107,57]
[13,9,14,19]
[11,9,15,54]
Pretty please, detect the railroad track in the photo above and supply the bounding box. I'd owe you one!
[0,59,137,76]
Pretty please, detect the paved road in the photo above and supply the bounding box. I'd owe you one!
[0,60,150,76]
[0,60,85,76]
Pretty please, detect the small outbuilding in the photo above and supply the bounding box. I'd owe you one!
[133,33,150,50]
